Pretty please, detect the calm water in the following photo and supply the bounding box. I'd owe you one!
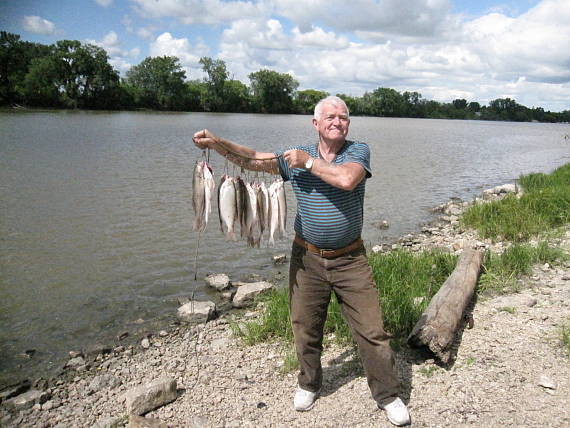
[1,111,569,387]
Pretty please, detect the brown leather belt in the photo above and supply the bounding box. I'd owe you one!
[294,235,363,258]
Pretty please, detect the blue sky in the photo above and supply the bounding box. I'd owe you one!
[1,0,568,111]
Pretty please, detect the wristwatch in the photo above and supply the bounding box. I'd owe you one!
[304,157,314,171]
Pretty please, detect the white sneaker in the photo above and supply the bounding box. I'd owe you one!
[382,397,411,426]
[293,387,319,411]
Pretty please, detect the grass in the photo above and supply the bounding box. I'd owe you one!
[477,241,566,295]
[561,321,570,357]
[460,163,570,242]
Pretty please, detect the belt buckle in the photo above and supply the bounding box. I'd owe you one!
[320,248,335,258]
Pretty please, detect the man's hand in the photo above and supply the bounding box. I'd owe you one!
[283,149,311,169]
[192,129,218,150]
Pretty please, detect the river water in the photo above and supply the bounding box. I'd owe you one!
[1,111,568,387]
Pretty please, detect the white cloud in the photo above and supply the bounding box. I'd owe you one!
[95,0,114,7]
[149,32,210,78]
[22,15,59,36]
[86,31,140,75]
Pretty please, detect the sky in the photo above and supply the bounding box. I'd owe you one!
[1,0,569,112]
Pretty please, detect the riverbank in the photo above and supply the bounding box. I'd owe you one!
[1,187,569,428]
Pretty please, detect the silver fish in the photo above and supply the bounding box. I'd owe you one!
[218,174,238,240]
[244,181,259,246]
[235,177,248,238]
[192,161,215,232]
[268,180,280,246]
[276,179,287,237]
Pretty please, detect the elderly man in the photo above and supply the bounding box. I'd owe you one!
[192,96,410,426]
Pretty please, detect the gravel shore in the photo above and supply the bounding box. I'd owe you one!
[2,191,569,428]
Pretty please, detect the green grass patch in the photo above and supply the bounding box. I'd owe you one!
[369,249,457,337]
[461,163,570,242]
[477,241,566,295]
[560,321,570,357]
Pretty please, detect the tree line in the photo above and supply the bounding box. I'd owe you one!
[1,31,569,123]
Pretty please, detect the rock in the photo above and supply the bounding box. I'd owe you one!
[0,379,31,402]
[188,415,211,428]
[65,356,86,370]
[483,183,518,195]
[159,330,168,337]
[128,415,169,428]
[141,338,150,349]
[272,254,288,264]
[177,300,216,323]
[205,273,231,291]
[85,374,122,396]
[220,287,237,300]
[232,281,274,308]
[4,389,49,410]
[125,376,178,416]
[373,220,390,229]
[538,375,557,390]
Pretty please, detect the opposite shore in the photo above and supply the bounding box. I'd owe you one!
[1,183,569,428]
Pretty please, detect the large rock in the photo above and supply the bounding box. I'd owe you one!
[232,281,273,308]
[204,273,231,291]
[3,389,49,410]
[177,300,216,323]
[125,376,177,416]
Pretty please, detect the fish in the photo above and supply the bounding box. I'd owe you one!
[267,180,280,246]
[276,179,287,237]
[244,181,259,247]
[218,174,238,240]
[235,177,248,238]
[192,161,215,232]
[256,182,269,239]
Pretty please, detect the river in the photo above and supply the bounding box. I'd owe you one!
[1,111,568,387]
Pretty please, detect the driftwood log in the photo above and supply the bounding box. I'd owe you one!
[407,248,484,363]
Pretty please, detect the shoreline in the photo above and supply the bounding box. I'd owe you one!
[1,185,569,427]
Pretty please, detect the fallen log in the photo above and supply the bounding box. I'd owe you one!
[407,248,484,363]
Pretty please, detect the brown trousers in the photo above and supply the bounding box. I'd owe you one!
[289,241,401,405]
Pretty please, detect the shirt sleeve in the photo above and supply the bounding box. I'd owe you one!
[345,141,372,178]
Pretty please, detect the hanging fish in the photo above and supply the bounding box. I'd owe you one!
[267,180,280,246]
[244,181,259,247]
[235,176,248,238]
[275,179,287,237]
[192,160,215,232]
[256,181,269,240]
[218,174,238,240]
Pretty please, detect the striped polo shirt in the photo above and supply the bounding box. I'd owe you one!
[276,140,372,249]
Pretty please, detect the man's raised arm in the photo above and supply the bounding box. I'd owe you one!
[192,129,279,175]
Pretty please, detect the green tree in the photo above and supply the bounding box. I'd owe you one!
[0,32,51,105]
[199,57,228,111]
[248,69,298,113]
[126,56,186,110]
[294,89,328,114]
[222,79,250,112]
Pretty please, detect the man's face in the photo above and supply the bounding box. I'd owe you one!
[312,102,350,144]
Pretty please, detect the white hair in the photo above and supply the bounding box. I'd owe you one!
[314,96,350,119]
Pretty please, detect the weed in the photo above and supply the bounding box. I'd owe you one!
[498,306,516,314]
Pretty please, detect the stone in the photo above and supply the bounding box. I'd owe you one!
[232,281,274,308]
[4,390,49,410]
[65,356,86,370]
[177,300,216,323]
[125,376,178,416]
[538,375,556,390]
[85,374,122,396]
[128,415,169,428]
[272,254,288,264]
[204,273,231,291]
[141,338,150,349]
